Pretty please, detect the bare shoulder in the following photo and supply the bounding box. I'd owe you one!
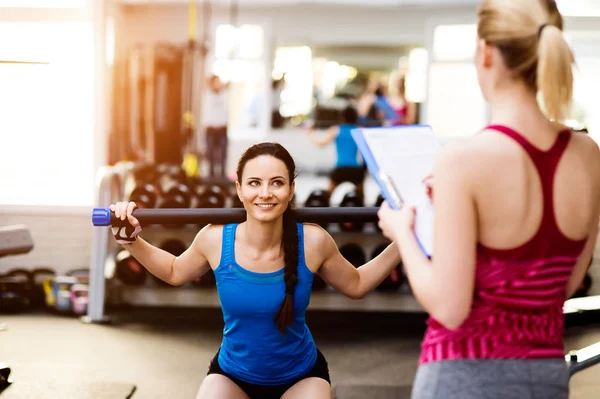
[302,223,335,252]
[570,131,600,155]
[192,224,224,255]
[434,138,483,177]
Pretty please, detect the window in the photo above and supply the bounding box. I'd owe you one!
[0,23,94,207]
[273,46,313,117]
[433,24,477,63]
[427,63,487,138]
[211,24,267,136]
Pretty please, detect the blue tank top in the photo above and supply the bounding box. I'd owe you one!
[335,124,360,168]
[215,223,317,385]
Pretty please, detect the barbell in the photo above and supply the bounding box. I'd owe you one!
[92,207,380,227]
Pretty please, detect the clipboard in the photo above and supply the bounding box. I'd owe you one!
[351,125,440,256]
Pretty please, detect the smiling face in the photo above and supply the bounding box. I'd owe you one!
[236,155,295,223]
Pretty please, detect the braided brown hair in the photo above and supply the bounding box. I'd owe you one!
[236,142,299,334]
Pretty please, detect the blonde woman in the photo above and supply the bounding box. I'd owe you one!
[378,1,600,398]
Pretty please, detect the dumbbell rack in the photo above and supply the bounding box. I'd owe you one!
[87,165,424,324]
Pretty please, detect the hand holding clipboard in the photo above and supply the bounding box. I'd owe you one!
[351,125,441,256]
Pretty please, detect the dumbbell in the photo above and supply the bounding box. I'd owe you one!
[130,163,158,185]
[70,284,89,316]
[115,250,147,286]
[31,268,56,308]
[371,244,405,292]
[339,191,365,232]
[157,164,193,209]
[6,269,33,306]
[129,183,160,209]
[0,273,31,313]
[197,184,227,209]
[52,276,78,313]
[153,239,187,287]
[125,164,161,208]
[339,243,366,267]
[304,189,330,229]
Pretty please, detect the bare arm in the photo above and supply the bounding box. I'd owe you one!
[566,223,597,298]
[306,225,402,299]
[307,126,338,148]
[381,145,477,330]
[566,138,600,297]
[122,225,214,286]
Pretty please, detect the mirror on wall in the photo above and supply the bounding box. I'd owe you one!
[269,44,427,130]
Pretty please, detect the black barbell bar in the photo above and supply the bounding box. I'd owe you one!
[92,207,380,227]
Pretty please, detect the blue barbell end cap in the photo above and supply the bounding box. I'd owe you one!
[92,207,111,226]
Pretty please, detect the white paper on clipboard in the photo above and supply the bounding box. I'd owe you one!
[361,125,441,256]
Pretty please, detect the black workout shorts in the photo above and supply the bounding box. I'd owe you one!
[330,166,366,186]
[207,348,331,399]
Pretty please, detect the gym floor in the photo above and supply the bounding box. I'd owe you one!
[2,308,600,399]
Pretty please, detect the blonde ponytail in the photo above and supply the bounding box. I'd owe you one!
[478,0,575,122]
[537,24,574,122]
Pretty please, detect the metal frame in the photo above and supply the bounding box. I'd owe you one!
[85,165,127,323]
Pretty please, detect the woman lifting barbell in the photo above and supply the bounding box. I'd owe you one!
[378,1,600,398]
[110,142,401,399]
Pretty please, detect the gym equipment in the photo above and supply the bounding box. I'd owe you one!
[196,184,227,209]
[52,276,78,313]
[0,363,12,394]
[0,275,30,313]
[66,269,90,285]
[154,239,187,286]
[43,277,56,308]
[70,284,89,316]
[157,164,193,209]
[93,206,380,227]
[0,225,34,257]
[128,183,160,209]
[371,244,405,292]
[115,250,147,286]
[31,268,56,308]
[339,191,365,232]
[339,243,366,267]
[6,268,33,302]
[567,341,600,377]
[304,189,330,208]
[304,189,330,229]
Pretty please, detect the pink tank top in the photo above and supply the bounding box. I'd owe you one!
[419,125,587,365]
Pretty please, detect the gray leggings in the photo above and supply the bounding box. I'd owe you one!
[412,359,568,399]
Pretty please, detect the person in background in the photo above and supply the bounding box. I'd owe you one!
[306,106,366,198]
[388,75,417,125]
[377,0,600,398]
[356,77,380,126]
[373,86,400,126]
[203,75,229,179]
